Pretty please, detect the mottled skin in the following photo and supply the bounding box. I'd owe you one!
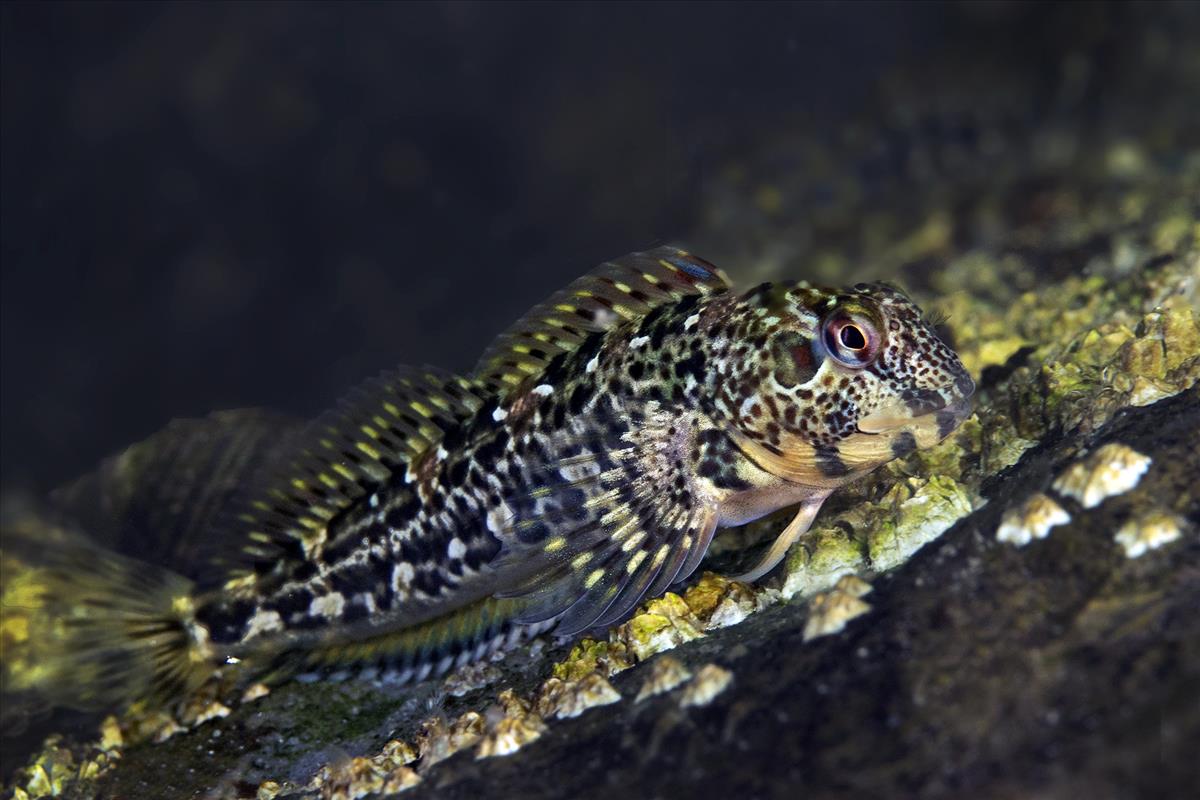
[186,248,973,687]
[16,248,974,706]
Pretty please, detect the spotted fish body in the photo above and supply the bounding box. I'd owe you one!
[12,247,974,707]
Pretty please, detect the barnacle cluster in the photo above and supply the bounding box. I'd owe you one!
[780,471,979,601]
[302,738,421,799]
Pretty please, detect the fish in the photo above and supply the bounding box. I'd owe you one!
[1,246,974,712]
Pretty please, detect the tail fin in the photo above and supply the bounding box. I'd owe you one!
[1,505,211,717]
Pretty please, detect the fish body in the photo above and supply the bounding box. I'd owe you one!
[5,247,974,708]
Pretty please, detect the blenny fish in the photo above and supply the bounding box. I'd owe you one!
[4,247,974,711]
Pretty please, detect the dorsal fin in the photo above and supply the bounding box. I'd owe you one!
[229,366,488,572]
[472,246,730,396]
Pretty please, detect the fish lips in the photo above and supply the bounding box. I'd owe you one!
[857,395,974,440]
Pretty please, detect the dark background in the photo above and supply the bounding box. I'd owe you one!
[0,1,954,490]
[0,1,1180,491]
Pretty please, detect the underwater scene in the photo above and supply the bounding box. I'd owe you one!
[1,2,1197,798]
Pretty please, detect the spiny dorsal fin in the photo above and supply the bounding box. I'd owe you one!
[472,246,730,396]
[232,366,488,570]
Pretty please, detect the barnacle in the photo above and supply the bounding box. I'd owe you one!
[679,664,733,708]
[1053,443,1153,509]
[613,592,705,662]
[803,575,874,642]
[681,572,764,630]
[442,660,502,697]
[1114,512,1185,558]
[475,690,547,759]
[305,752,421,799]
[536,673,621,719]
[635,656,693,703]
[996,493,1071,547]
[415,710,485,767]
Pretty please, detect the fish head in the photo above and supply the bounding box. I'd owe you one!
[727,280,975,486]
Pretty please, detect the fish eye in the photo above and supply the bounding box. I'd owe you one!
[823,311,881,368]
[839,325,867,350]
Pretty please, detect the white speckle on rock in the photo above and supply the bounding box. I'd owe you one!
[802,581,873,642]
[679,663,733,708]
[1052,443,1152,508]
[996,493,1071,547]
[536,674,621,719]
[635,656,693,703]
[629,335,651,349]
[1114,512,1184,558]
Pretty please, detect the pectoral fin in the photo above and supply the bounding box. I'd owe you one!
[729,492,830,583]
[489,401,720,635]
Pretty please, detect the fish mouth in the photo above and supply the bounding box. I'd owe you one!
[857,395,974,440]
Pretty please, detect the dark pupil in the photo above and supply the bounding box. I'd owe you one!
[840,325,866,350]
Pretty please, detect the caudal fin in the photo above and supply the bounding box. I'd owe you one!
[1,506,212,717]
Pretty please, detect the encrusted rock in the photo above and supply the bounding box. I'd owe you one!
[1052,443,1153,508]
[996,493,1072,547]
